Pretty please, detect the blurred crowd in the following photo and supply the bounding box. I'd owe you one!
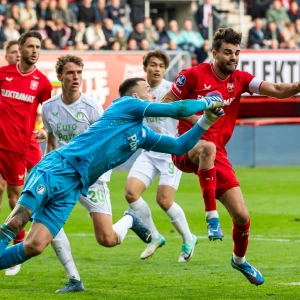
[2,0,298,66]
[246,0,300,49]
[0,0,216,64]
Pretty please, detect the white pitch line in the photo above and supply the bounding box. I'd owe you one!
[280,282,300,286]
[250,237,290,242]
[68,233,300,242]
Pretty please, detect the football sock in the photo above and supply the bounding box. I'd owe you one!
[0,242,28,269]
[166,202,193,243]
[0,224,16,257]
[13,229,26,245]
[112,215,132,244]
[129,197,160,239]
[51,228,80,281]
[205,210,219,220]
[197,167,217,211]
[233,252,246,265]
[232,219,250,258]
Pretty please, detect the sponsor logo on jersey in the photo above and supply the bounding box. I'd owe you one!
[145,117,167,122]
[36,184,46,195]
[176,75,186,86]
[1,89,35,103]
[30,80,39,90]
[204,84,211,89]
[75,112,85,121]
[52,112,59,117]
[223,97,235,106]
[6,77,13,82]
[227,82,235,93]
[127,133,139,151]
[18,174,24,180]
[56,123,79,142]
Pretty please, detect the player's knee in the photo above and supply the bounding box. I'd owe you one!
[125,188,139,202]
[232,212,249,225]
[157,195,173,211]
[7,189,21,210]
[8,196,18,210]
[24,240,46,257]
[95,232,117,247]
[197,142,216,160]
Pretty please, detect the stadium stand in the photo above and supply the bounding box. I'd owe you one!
[1,0,300,123]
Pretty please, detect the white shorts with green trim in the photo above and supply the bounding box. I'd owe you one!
[128,151,182,190]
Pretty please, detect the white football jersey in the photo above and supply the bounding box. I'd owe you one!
[42,93,111,182]
[143,79,178,158]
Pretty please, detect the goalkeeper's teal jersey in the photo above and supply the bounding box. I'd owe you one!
[57,96,161,195]
[55,95,213,195]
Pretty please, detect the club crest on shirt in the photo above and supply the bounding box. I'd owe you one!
[36,184,46,195]
[30,80,39,90]
[176,75,186,86]
[227,82,235,93]
[75,112,85,121]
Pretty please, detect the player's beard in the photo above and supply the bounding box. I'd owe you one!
[23,56,37,66]
[218,61,236,75]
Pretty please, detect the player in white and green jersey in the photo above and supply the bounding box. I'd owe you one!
[42,55,149,293]
[125,50,197,262]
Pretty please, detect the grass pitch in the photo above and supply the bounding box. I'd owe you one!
[0,168,300,299]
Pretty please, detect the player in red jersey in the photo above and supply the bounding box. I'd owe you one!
[3,40,45,173]
[0,32,51,276]
[162,27,300,285]
[0,41,45,212]
[0,41,21,213]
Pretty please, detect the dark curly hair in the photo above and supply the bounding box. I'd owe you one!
[212,28,242,51]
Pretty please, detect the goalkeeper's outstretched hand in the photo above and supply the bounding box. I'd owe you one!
[203,90,224,110]
[198,101,225,130]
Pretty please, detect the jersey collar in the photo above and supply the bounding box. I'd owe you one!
[210,63,229,82]
[16,63,37,76]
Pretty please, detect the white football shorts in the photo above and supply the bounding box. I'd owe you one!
[128,151,182,190]
[79,178,112,215]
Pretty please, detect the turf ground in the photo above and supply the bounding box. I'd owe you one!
[0,168,299,300]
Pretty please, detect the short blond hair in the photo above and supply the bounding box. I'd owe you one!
[5,40,18,54]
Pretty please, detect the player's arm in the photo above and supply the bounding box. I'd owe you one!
[160,90,178,103]
[259,81,300,99]
[161,91,201,124]
[33,129,47,143]
[144,94,223,118]
[143,109,224,155]
[45,133,57,155]
[42,104,56,155]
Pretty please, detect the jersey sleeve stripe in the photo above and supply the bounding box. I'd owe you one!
[143,102,152,117]
[148,134,162,151]
[170,86,182,100]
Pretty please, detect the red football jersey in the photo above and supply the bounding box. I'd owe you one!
[170,63,255,150]
[0,64,52,155]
